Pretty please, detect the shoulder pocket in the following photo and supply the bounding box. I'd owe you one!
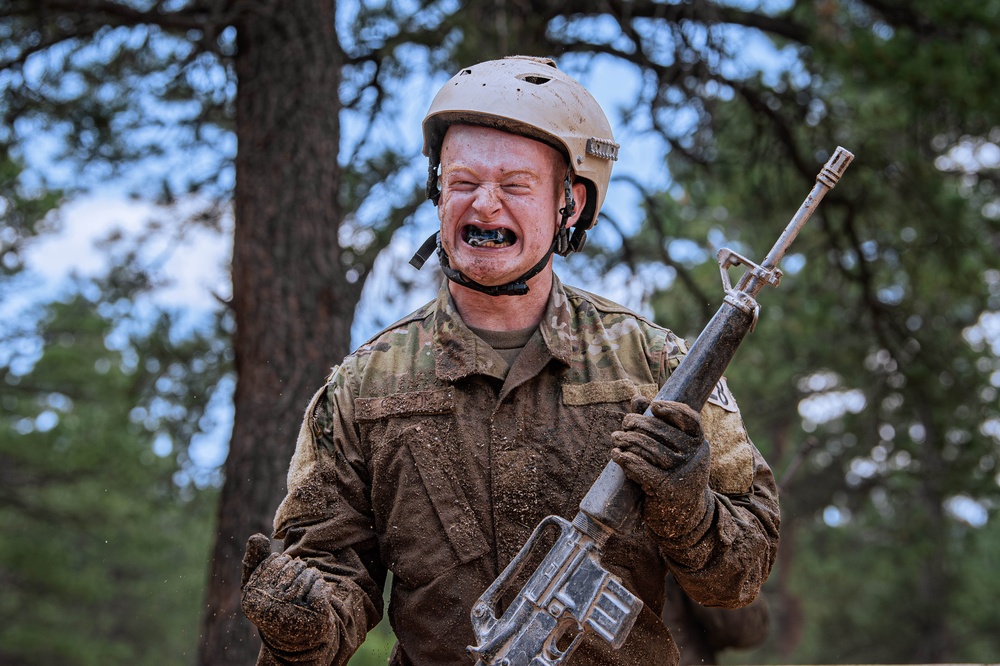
[562,379,656,406]
[355,387,454,421]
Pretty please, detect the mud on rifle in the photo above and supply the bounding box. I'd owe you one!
[467,147,855,666]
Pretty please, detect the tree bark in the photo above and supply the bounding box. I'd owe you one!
[199,2,353,663]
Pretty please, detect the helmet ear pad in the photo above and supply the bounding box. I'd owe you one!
[576,179,599,231]
[555,178,592,256]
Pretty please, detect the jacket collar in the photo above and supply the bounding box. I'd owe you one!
[432,276,576,383]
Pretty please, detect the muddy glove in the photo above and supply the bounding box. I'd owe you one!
[241,533,340,662]
[611,399,713,543]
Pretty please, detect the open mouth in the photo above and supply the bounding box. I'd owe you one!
[463,225,517,248]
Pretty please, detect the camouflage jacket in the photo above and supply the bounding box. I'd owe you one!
[265,275,780,666]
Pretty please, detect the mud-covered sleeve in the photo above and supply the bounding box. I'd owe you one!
[662,399,780,610]
[644,328,780,609]
[262,364,386,666]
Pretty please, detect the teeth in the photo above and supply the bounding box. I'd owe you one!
[464,226,515,248]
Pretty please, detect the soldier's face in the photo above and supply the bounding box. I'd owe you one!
[437,124,583,289]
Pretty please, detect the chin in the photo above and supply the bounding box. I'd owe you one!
[454,258,521,286]
[455,265,513,288]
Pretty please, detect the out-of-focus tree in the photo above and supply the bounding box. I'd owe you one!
[0,2,441,661]
[0,146,61,277]
[0,274,228,664]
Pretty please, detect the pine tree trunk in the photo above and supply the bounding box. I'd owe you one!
[199,2,353,663]
[912,416,955,662]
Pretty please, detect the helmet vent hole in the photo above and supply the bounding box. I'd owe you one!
[460,69,473,75]
[518,75,551,85]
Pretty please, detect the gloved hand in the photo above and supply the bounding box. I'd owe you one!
[611,399,713,542]
[240,533,339,659]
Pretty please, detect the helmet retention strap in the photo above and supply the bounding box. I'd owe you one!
[408,232,557,297]
[555,169,587,256]
[426,148,441,205]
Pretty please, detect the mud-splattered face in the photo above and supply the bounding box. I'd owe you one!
[437,124,582,288]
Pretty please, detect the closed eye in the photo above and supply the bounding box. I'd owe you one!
[448,179,478,191]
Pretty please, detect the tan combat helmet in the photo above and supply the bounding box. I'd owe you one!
[422,55,619,239]
[411,56,620,296]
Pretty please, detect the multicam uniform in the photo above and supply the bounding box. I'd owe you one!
[265,276,780,666]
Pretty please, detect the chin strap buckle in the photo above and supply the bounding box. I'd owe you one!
[409,232,440,270]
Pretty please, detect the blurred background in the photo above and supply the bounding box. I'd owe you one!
[2,1,999,664]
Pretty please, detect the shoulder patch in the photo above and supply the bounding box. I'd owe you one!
[706,377,739,413]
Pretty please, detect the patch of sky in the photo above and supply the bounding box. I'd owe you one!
[350,210,441,345]
[153,432,173,457]
[514,53,671,243]
[0,192,233,369]
[963,311,1000,356]
[877,284,905,306]
[340,49,433,180]
[34,409,59,433]
[944,494,989,528]
[711,21,804,87]
[13,118,79,191]
[798,370,841,393]
[782,252,806,275]
[183,52,232,99]
[799,388,867,432]
[822,505,851,527]
[668,238,710,265]
[550,14,635,53]
[2,326,45,377]
[568,260,674,322]
[935,137,1000,174]
[656,105,703,144]
[186,374,235,484]
[14,22,235,197]
[848,456,879,486]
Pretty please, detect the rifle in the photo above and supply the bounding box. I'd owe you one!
[467,147,855,666]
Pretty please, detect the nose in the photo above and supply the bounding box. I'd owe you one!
[471,184,502,219]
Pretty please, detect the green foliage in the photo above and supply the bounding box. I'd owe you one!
[349,613,397,665]
[591,1,1000,661]
[0,145,62,275]
[0,9,238,200]
[0,288,229,665]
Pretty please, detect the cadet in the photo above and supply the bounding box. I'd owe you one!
[240,56,780,666]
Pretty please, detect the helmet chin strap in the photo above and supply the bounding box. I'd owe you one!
[408,231,557,297]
